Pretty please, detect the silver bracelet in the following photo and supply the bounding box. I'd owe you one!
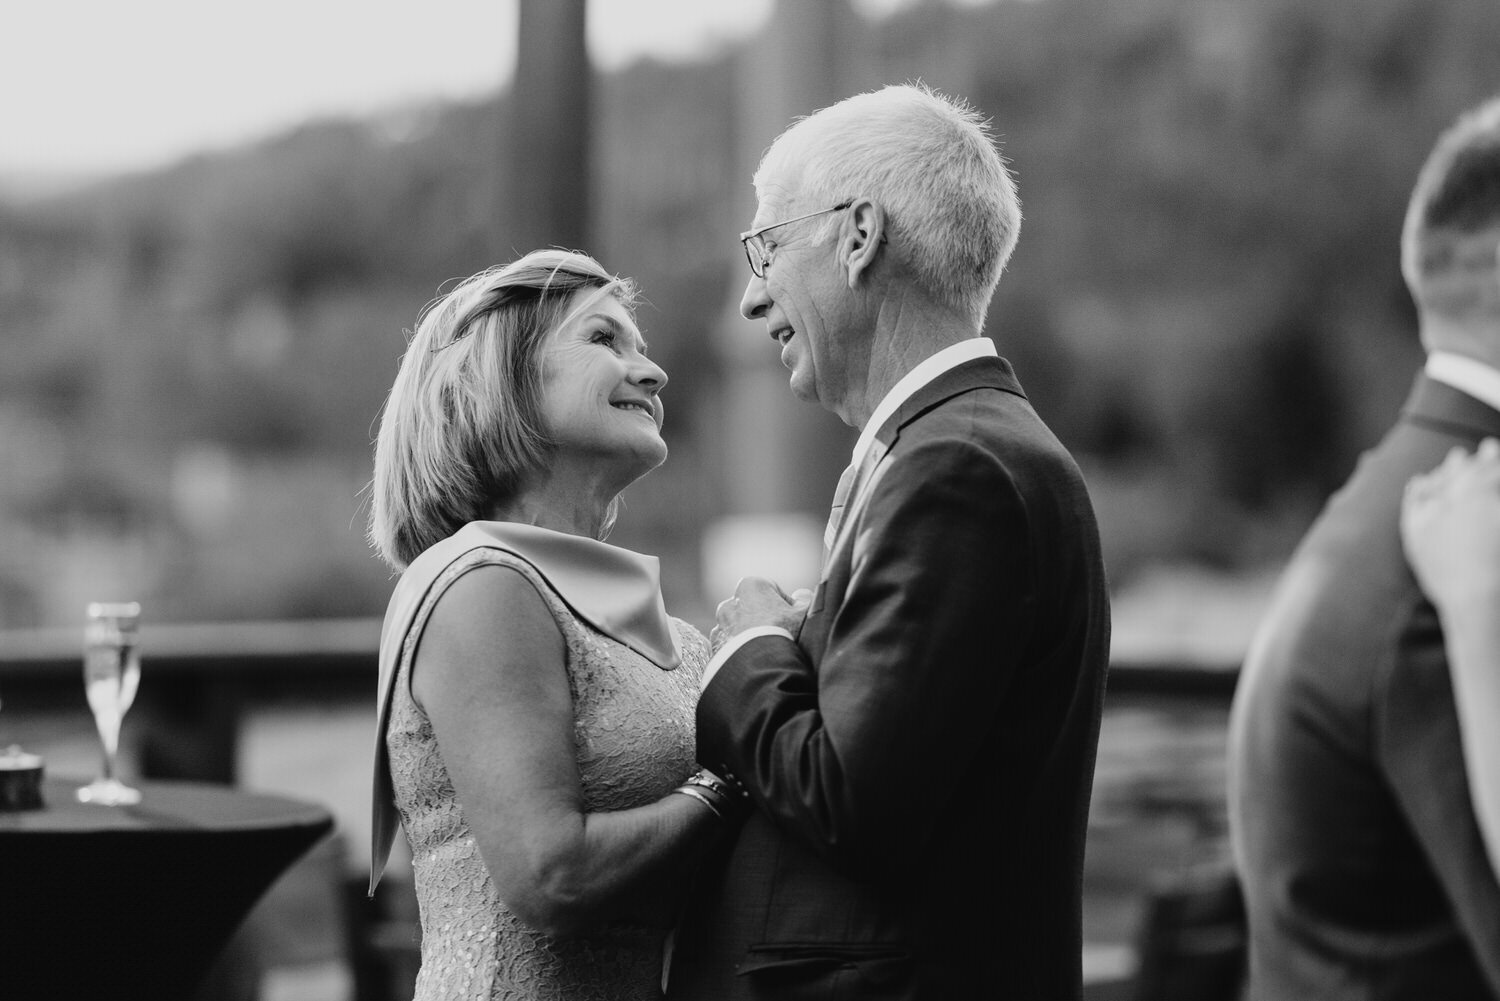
[683,769,743,801]
[671,784,725,820]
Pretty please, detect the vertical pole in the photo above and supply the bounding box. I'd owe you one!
[501,0,591,256]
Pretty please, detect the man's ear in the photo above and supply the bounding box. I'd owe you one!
[839,198,885,289]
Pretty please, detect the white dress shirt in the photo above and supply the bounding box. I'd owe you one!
[700,337,999,691]
[1425,350,1500,414]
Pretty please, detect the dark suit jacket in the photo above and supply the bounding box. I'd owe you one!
[1230,374,1500,1000]
[667,356,1111,1001]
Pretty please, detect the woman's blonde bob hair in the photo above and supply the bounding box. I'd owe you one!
[368,249,637,570]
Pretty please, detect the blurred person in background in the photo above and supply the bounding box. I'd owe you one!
[1229,99,1500,999]
[366,250,743,1000]
[1403,438,1500,882]
[665,84,1111,1001]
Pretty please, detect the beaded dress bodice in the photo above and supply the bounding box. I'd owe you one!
[385,547,706,1000]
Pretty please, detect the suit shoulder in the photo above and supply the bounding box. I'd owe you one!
[902,386,1082,476]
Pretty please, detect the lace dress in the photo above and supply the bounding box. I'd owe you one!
[385,547,707,1000]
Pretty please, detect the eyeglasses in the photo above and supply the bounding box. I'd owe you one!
[739,201,852,278]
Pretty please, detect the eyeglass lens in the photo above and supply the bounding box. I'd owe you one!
[743,238,768,278]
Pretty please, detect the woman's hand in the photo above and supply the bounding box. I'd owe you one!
[1403,438,1500,613]
[710,578,812,650]
[1402,436,1500,883]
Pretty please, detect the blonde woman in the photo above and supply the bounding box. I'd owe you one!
[367,250,737,1000]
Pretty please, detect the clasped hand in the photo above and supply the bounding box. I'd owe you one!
[1403,437,1500,609]
[710,577,813,650]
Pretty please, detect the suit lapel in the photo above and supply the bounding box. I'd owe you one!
[820,356,1024,574]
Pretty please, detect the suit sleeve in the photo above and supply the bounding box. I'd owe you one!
[1379,601,1500,993]
[697,436,1034,875]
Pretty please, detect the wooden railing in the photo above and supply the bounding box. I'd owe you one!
[0,617,383,679]
[0,615,1238,694]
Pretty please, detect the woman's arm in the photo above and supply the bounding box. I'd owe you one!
[411,563,725,936]
[1403,437,1500,881]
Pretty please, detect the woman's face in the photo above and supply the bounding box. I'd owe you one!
[537,287,669,484]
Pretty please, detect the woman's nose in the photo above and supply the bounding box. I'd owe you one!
[634,355,668,392]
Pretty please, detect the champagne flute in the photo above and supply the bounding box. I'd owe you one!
[77,601,142,806]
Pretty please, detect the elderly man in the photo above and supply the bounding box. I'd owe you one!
[1229,98,1500,1000]
[667,84,1111,1001]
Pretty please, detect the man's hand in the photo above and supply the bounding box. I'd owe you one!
[710,577,813,650]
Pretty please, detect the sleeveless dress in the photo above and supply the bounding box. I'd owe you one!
[384,545,707,1000]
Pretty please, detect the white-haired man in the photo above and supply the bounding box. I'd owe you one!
[667,84,1111,1001]
[1230,98,1500,999]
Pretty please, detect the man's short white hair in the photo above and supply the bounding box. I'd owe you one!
[755,82,1021,325]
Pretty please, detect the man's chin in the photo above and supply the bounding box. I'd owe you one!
[787,371,818,403]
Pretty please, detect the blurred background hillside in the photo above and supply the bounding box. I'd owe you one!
[3,0,1500,643]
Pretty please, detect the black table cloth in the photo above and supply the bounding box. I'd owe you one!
[0,777,334,1000]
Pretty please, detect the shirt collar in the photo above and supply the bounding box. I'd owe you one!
[1425,351,1500,414]
[849,337,997,470]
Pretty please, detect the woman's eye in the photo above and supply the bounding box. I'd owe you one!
[591,329,617,347]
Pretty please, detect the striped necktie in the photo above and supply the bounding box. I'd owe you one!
[822,463,857,563]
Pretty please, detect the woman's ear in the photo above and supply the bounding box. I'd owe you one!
[840,198,885,289]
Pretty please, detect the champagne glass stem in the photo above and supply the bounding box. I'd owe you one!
[99,728,117,783]
[103,645,124,782]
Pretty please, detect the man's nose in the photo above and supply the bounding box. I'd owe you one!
[739,274,770,321]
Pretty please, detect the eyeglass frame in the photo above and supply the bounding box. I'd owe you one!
[739,201,853,278]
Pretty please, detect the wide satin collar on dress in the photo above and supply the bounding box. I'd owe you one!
[369,520,680,891]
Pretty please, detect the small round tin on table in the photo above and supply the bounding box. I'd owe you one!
[0,746,45,811]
